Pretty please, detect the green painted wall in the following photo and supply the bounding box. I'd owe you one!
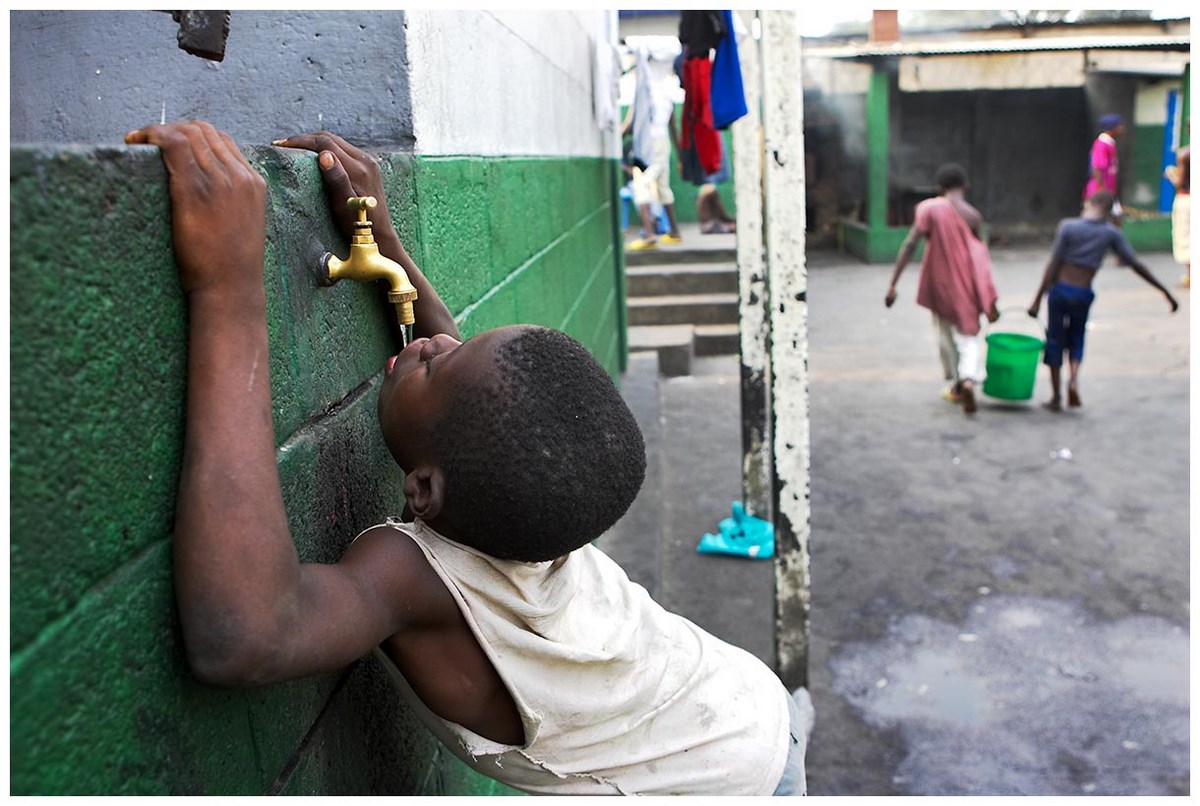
[840,66,899,263]
[9,144,620,794]
[839,220,918,264]
[866,68,890,232]
[1181,64,1191,147]
[418,155,623,372]
[1124,214,1174,252]
[1130,123,1167,210]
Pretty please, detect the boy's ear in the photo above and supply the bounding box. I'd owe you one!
[402,465,446,521]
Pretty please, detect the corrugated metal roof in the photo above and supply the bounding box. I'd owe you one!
[807,34,1191,60]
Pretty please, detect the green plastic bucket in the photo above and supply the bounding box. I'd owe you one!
[983,331,1044,400]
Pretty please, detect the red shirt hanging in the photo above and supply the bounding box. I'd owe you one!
[681,56,723,175]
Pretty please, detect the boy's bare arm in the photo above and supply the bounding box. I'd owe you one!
[1028,255,1061,316]
[1126,259,1180,313]
[128,122,457,686]
[273,131,460,341]
[884,225,923,307]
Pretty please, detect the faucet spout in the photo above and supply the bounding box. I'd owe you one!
[323,196,418,339]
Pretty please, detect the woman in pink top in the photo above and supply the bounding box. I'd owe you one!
[1085,114,1124,222]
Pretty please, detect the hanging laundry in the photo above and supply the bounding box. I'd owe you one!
[678,10,725,55]
[630,47,656,170]
[710,10,747,130]
[680,52,723,175]
[592,37,620,133]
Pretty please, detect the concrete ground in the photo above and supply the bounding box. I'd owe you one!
[598,244,1191,796]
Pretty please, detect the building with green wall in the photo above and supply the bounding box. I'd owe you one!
[801,18,1190,261]
[10,10,623,795]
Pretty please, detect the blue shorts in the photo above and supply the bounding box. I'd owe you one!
[772,688,810,796]
[1043,282,1095,367]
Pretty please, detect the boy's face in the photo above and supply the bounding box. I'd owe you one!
[376,326,523,471]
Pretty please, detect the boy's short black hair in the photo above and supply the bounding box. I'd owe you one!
[433,326,646,562]
[1087,189,1115,214]
[935,163,967,192]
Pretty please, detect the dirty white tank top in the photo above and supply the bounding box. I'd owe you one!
[370,518,790,795]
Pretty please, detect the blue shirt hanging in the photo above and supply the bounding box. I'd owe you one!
[710,10,748,130]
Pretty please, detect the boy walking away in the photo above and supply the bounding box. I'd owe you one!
[125,121,808,795]
[885,163,1000,415]
[1027,189,1179,411]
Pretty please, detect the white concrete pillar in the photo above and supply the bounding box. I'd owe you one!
[732,11,772,520]
[760,9,811,689]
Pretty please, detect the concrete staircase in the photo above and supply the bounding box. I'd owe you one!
[625,244,739,376]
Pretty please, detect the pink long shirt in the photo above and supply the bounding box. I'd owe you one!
[913,197,998,337]
[1084,132,1118,198]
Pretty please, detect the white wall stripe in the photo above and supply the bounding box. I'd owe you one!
[407,10,616,159]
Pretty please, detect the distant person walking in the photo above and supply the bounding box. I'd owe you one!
[885,163,999,415]
[1165,142,1189,288]
[1027,189,1179,411]
[1085,114,1125,227]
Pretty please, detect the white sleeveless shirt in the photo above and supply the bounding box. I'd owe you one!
[369,519,790,795]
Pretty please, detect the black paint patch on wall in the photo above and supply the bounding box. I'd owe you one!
[891,87,1091,231]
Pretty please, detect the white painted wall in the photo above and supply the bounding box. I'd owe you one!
[1134,80,1180,126]
[899,51,1086,92]
[406,10,617,158]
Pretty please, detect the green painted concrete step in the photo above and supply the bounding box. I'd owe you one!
[626,263,738,297]
[627,292,739,327]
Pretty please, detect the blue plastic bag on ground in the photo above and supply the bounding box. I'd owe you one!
[697,502,774,559]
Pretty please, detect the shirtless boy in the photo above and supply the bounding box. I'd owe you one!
[1028,189,1179,411]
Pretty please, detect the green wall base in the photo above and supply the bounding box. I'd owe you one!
[839,220,914,264]
[839,219,999,264]
[1124,214,1173,253]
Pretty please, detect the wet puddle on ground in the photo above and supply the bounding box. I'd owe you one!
[829,595,1189,795]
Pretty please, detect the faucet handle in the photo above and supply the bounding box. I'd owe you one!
[346,196,378,239]
[346,196,378,213]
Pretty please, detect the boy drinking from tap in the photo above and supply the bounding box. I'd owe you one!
[125,120,809,795]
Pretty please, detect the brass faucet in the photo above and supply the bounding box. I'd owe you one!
[322,196,419,346]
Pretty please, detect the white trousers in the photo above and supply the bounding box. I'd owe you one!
[1172,192,1190,266]
[933,313,984,384]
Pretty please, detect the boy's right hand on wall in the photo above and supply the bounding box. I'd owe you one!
[272,132,399,247]
[125,121,267,300]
